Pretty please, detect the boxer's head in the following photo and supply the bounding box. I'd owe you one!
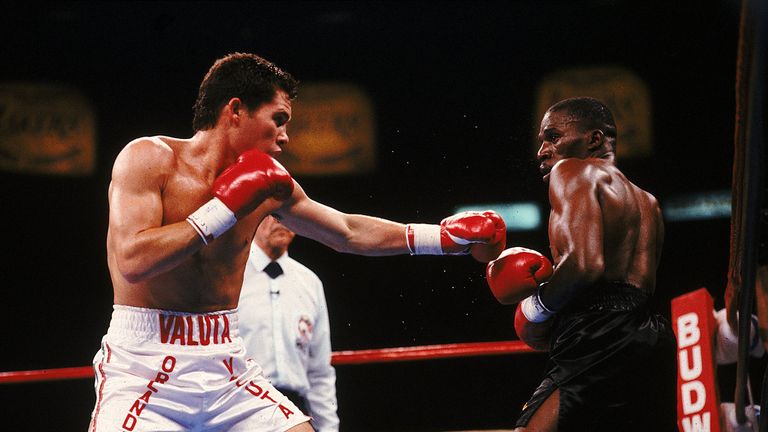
[192,53,299,132]
[546,97,617,151]
[536,97,618,181]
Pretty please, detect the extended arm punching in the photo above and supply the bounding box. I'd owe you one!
[276,187,506,261]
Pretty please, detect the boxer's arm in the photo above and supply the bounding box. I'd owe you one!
[539,161,606,311]
[108,139,203,282]
[275,182,408,256]
[276,183,504,258]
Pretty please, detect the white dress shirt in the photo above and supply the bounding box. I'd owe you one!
[239,246,339,432]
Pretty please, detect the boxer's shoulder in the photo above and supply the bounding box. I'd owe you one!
[113,136,177,179]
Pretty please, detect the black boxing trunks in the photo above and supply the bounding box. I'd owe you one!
[515,282,678,431]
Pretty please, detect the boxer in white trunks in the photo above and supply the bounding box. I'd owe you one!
[89,52,506,431]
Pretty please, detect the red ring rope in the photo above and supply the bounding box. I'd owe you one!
[0,340,536,384]
[331,340,534,365]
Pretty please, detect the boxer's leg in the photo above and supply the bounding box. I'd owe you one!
[206,350,312,431]
[513,388,559,432]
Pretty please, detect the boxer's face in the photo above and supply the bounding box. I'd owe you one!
[236,90,292,157]
[536,110,591,182]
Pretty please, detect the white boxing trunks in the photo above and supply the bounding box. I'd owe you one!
[89,305,311,432]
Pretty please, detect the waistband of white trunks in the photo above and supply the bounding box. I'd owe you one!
[108,304,240,346]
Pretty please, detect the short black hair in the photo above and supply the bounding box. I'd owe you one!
[192,53,299,131]
[548,97,617,141]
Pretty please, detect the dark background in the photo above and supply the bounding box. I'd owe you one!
[0,1,761,431]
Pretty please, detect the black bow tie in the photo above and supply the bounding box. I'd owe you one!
[263,261,283,279]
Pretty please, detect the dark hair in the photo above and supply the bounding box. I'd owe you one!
[548,97,617,147]
[192,53,299,131]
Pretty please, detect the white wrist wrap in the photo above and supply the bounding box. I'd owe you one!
[521,292,554,323]
[406,224,443,255]
[186,198,237,245]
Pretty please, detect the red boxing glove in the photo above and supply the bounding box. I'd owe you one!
[469,211,507,263]
[405,211,505,259]
[187,150,294,244]
[212,150,294,218]
[485,247,553,305]
[514,301,553,351]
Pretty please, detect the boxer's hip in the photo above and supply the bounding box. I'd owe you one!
[96,305,252,394]
[91,306,310,431]
[516,282,677,430]
[548,281,674,380]
[105,304,240,348]
[546,281,677,429]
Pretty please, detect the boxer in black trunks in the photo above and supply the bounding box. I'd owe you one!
[515,282,676,431]
[509,98,677,431]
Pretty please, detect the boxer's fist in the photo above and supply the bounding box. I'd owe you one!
[439,210,505,255]
[714,308,765,364]
[213,149,294,218]
[486,247,553,305]
[405,211,505,258]
[514,302,552,351]
[469,211,507,263]
[187,150,294,244]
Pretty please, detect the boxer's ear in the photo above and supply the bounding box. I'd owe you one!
[587,129,605,152]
